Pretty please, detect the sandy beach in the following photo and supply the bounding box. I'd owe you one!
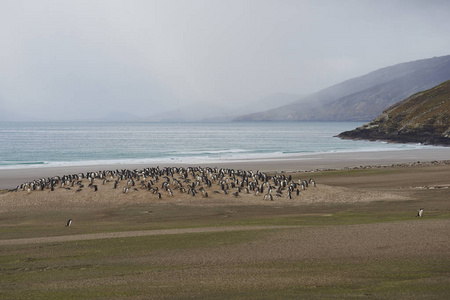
[1,147,449,190]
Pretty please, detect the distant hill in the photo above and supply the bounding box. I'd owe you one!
[235,55,450,121]
[141,93,304,122]
[337,80,450,146]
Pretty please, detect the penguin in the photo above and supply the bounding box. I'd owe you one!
[417,208,423,217]
[66,219,72,227]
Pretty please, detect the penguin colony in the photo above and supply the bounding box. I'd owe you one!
[11,166,316,201]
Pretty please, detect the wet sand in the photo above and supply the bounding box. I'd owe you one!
[1,148,449,189]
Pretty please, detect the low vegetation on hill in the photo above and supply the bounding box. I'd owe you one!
[338,80,450,146]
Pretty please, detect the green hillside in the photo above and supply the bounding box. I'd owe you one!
[338,80,450,146]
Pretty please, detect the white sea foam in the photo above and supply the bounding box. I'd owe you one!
[0,121,443,170]
[0,146,440,170]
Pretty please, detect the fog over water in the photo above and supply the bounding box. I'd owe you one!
[1,0,450,121]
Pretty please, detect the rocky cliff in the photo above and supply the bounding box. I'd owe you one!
[337,80,450,146]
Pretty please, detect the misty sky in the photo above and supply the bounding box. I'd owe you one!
[1,0,449,121]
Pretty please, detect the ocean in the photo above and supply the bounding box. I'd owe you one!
[0,122,438,170]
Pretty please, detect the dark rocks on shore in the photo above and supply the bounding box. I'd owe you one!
[338,127,450,146]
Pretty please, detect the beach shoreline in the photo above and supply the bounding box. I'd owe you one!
[1,147,450,190]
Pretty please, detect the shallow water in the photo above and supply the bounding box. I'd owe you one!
[0,121,438,169]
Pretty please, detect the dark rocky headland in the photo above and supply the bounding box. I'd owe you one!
[338,80,450,146]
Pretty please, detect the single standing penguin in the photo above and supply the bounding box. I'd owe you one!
[417,208,423,217]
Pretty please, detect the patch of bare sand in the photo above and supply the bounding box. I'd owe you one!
[2,217,447,262]
[0,175,408,212]
[0,225,295,246]
[15,219,449,293]
[134,219,450,266]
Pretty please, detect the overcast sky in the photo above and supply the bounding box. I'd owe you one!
[1,0,449,121]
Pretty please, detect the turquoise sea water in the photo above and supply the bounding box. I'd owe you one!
[0,122,438,169]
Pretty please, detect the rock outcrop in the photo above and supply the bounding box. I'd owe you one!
[337,80,450,146]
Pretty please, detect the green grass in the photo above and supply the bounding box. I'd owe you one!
[2,234,449,299]
[1,230,268,299]
[307,167,401,177]
[1,205,449,240]
[225,211,450,227]
[1,210,449,299]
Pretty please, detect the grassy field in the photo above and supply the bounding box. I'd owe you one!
[1,165,449,299]
[1,234,448,299]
